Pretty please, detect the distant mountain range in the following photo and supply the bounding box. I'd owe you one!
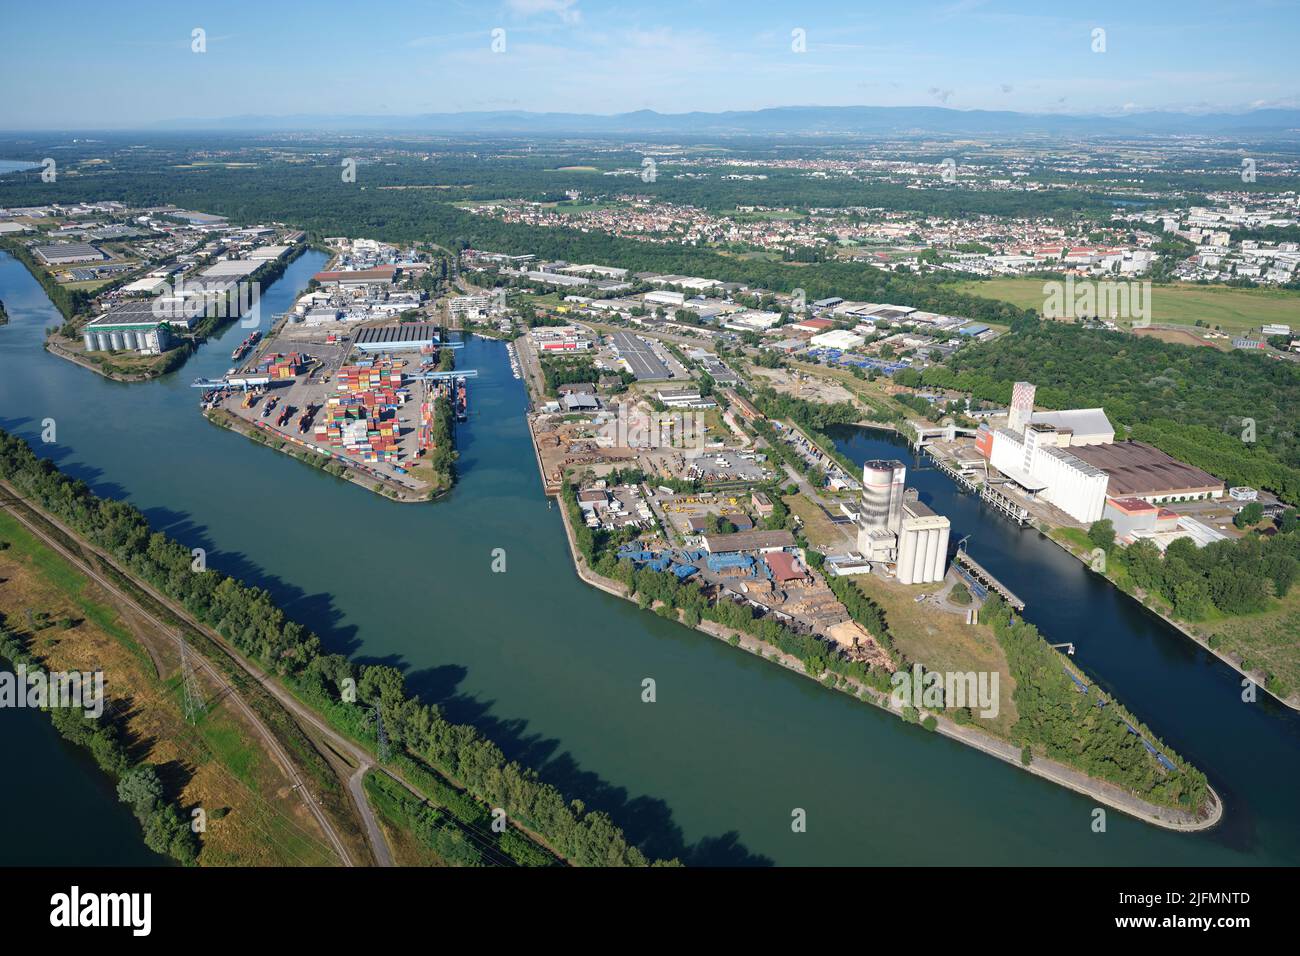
[151,104,1300,137]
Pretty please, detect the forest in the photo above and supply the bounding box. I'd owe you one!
[1091,518,1299,698]
[1,146,1040,327]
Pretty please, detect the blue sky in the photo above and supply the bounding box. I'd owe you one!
[2,0,1297,128]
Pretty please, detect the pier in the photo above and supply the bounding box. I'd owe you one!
[926,450,979,492]
[953,548,1025,610]
[980,482,1030,525]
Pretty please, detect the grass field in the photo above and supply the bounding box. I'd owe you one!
[1198,589,1300,702]
[363,771,445,867]
[951,277,1300,335]
[551,201,618,214]
[850,572,1020,737]
[731,209,805,221]
[782,494,848,549]
[0,509,338,865]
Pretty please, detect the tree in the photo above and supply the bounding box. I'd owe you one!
[1087,519,1116,552]
[1264,554,1298,598]
[117,765,164,817]
[1234,501,1264,529]
[1172,577,1210,620]
[949,582,972,605]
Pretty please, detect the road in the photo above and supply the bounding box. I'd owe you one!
[0,481,394,867]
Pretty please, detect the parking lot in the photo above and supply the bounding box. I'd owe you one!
[683,449,772,483]
[609,331,671,380]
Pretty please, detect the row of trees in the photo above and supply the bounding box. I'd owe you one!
[978,594,1211,812]
[0,623,199,864]
[425,395,457,493]
[0,427,658,867]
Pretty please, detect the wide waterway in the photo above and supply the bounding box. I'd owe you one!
[0,249,1297,866]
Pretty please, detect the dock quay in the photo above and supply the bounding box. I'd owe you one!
[528,415,563,495]
[980,482,1031,525]
[924,448,1030,526]
[926,450,979,492]
[953,549,1025,610]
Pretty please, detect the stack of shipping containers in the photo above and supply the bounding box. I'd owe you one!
[313,359,406,463]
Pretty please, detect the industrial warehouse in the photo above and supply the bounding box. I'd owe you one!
[971,381,1225,525]
[82,304,175,355]
[612,525,895,670]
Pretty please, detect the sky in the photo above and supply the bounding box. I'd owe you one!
[1,0,1298,129]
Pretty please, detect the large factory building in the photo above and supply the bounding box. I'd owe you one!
[896,498,951,586]
[982,380,1224,524]
[981,380,1113,524]
[854,460,951,585]
[987,423,1110,524]
[82,303,176,355]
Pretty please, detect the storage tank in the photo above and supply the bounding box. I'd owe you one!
[896,524,919,585]
[923,527,940,580]
[122,330,138,351]
[862,460,905,529]
[83,331,97,351]
[96,331,112,351]
[109,330,124,350]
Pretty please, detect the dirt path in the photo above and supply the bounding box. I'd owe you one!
[0,483,363,866]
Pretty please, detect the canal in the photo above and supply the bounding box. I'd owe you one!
[0,249,1296,866]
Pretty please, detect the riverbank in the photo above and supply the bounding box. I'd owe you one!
[0,469,573,867]
[44,334,186,382]
[0,416,654,867]
[544,456,1221,832]
[0,488,353,866]
[1043,522,1300,712]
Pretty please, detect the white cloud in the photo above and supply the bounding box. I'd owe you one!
[507,0,582,25]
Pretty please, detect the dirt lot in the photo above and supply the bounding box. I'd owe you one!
[851,569,1020,737]
[749,365,856,404]
[1133,326,1231,351]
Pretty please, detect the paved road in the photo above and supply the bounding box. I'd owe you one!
[1,482,396,866]
[349,768,394,866]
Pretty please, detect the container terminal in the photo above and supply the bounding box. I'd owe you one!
[197,318,473,500]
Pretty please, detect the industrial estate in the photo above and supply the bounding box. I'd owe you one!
[2,7,1299,903]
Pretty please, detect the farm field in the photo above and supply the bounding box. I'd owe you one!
[951,277,1300,335]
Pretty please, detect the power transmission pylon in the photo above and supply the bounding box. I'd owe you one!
[179,633,206,724]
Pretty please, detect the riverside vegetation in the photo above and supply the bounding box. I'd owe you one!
[0,427,663,866]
